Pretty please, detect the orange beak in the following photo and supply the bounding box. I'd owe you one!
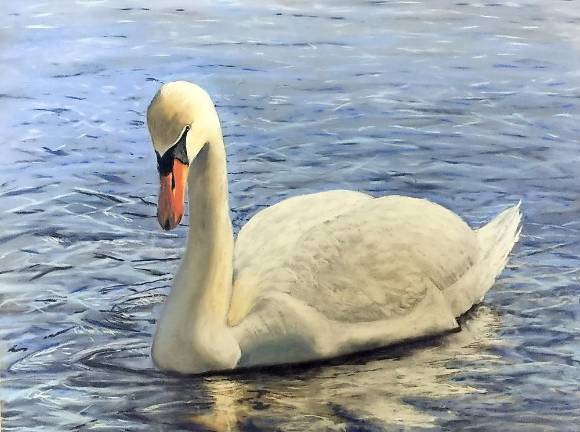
[157,159,188,230]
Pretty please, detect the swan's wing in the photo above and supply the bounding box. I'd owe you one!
[230,195,483,367]
[228,190,372,325]
[273,195,479,324]
[234,190,372,271]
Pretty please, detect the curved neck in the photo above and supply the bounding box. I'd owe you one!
[152,136,240,373]
[174,138,233,325]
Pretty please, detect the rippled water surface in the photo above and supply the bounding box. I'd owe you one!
[1,0,580,430]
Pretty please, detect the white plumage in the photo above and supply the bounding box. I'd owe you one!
[147,81,522,374]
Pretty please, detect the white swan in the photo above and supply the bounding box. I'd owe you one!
[147,81,522,374]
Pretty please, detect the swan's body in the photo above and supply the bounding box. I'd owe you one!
[147,81,522,374]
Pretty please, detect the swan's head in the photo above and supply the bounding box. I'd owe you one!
[146,81,217,230]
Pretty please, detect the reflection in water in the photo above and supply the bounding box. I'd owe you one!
[187,380,250,431]
[148,307,500,431]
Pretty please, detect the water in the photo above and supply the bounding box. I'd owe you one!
[1,0,580,430]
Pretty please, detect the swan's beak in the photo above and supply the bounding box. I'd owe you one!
[157,159,189,230]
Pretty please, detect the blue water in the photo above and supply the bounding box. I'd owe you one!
[1,0,580,430]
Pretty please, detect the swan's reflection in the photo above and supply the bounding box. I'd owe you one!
[186,379,250,431]
[181,306,501,431]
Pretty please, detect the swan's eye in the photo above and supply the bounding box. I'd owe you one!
[173,134,189,166]
[155,125,190,176]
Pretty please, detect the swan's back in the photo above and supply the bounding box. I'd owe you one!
[231,193,521,326]
[229,192,521,367]
[269,196,479,323]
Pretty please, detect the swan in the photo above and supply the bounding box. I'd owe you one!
[146,81,522,374]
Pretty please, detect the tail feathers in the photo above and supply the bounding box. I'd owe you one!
[446,202,522,317]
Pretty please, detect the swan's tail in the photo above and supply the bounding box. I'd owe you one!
[446,202,522,317]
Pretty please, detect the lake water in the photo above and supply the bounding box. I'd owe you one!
[1,0,580,430]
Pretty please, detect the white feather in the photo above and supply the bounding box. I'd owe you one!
[147,82,522,374]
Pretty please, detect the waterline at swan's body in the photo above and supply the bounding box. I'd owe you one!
[147,81,522,375]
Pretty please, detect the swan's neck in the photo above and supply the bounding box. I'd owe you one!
[179,141,233,322]
[153,139,240,373]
